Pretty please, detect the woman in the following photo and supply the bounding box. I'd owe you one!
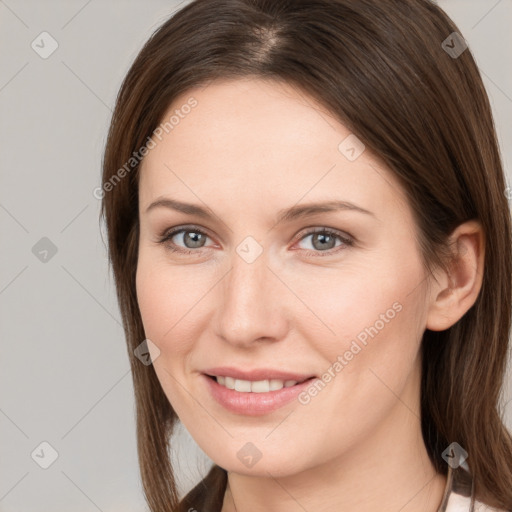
[99,0,512,510]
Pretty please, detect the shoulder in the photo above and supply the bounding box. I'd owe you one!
[473,498,510,512]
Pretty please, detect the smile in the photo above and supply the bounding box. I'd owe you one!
[213,375,302,392]
[203,374,317,415]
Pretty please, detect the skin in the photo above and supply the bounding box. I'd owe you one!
[135,77,485,512]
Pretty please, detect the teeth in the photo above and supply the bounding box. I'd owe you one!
[215,376,299,392]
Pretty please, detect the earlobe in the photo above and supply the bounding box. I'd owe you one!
[425,220,485,332]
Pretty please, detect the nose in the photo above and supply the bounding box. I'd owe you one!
[213,246,289,348]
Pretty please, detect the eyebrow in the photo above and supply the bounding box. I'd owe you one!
[145,197,375,223]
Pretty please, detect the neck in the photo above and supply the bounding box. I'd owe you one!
[221,362,447,512]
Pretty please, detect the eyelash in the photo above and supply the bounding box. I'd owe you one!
[156,224,354,258]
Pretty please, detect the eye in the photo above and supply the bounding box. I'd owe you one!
[293,227,354,257]
[156,225,354,257]
[156,225,214,255]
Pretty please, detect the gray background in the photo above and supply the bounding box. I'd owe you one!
[1,1,511,510]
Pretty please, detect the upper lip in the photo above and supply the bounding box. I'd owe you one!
[203,367,316,383]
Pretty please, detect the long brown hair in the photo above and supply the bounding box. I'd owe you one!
[99,0,512,510]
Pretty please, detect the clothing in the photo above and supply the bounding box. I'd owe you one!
[179,462,509,512]
[439,462,508,511]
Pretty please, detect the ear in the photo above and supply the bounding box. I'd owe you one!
[425,220,485,332]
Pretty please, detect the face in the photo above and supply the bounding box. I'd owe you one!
[136,77,432,476]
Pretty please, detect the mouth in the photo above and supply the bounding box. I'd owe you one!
[204,374,313,393]
[202,373,318,416]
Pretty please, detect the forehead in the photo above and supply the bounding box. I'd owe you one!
[138,77,411,223]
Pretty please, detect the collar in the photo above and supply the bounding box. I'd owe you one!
[438,461,474,512]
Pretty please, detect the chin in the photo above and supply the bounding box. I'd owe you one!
[201,440,317,478]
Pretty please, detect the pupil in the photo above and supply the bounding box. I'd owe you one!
[314,233,334,250]
[185,231,204,248]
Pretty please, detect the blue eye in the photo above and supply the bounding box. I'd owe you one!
[157,225,354,257]
[157,225,212,256]
[294,227,353,256]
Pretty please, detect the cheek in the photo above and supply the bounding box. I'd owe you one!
[135,258,200,417]
[286,256,421,355]
[288,292,424,464]
[136,262,169,340]
[309,282,420,394]
[135,252,202,352]
[295,251,426,417]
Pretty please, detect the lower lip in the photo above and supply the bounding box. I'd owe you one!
[203,374,316,416]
